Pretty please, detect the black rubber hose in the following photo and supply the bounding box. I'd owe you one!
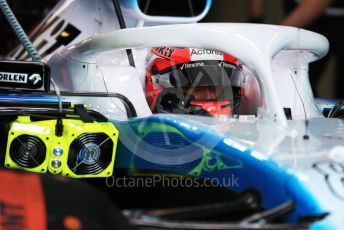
[112,0,136,68]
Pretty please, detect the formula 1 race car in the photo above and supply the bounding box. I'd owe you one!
[1,0,344,229]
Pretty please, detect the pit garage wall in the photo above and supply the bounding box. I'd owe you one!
[201,0,336,99]
[0,0,57,56]
[0,0,336,98]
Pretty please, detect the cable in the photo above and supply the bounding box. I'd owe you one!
[328,100,344,119]
[143,0,151,13]
[0,0,63,136]
[289,73,307,120]
[112,0,136,67]
[240,200,294,224]
[137,193,259,220]
[187,0,195,16]
[0,0,40,61]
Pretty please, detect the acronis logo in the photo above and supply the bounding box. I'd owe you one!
[191,49,223,56]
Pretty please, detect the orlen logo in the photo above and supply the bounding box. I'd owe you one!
[0,72,41,85]
[28,74,42,85]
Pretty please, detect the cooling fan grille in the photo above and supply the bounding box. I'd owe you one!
[67,132,114,175]
[4,117,119,178]
[9,134,46,169]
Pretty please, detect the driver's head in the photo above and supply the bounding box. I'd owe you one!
[145,47,243,117]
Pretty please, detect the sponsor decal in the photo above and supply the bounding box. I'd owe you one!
[218,61,236,69]
[28,74,42,85]
[0,171,46,229]
[0,72,41,85]
[0,201,25,229]
[153,47,175,58]
[0,72,27,84]
[180,62,205,70]
[191,49,223,56]
[313,162,344,201]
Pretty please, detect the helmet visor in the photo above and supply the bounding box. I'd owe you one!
[152,60,241,89]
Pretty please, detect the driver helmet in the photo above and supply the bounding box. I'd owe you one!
[145,47,243,117]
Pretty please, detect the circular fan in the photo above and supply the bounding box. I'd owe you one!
[9,134,46,168]
[68,133,113,175]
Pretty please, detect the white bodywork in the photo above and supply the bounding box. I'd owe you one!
[8,0,211,62]
[7,0,326,121]
[45,23,344,227]
[48,23,328,122]
[6,0,344,227]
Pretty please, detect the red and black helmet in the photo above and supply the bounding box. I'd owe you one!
[145,47,243,117]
